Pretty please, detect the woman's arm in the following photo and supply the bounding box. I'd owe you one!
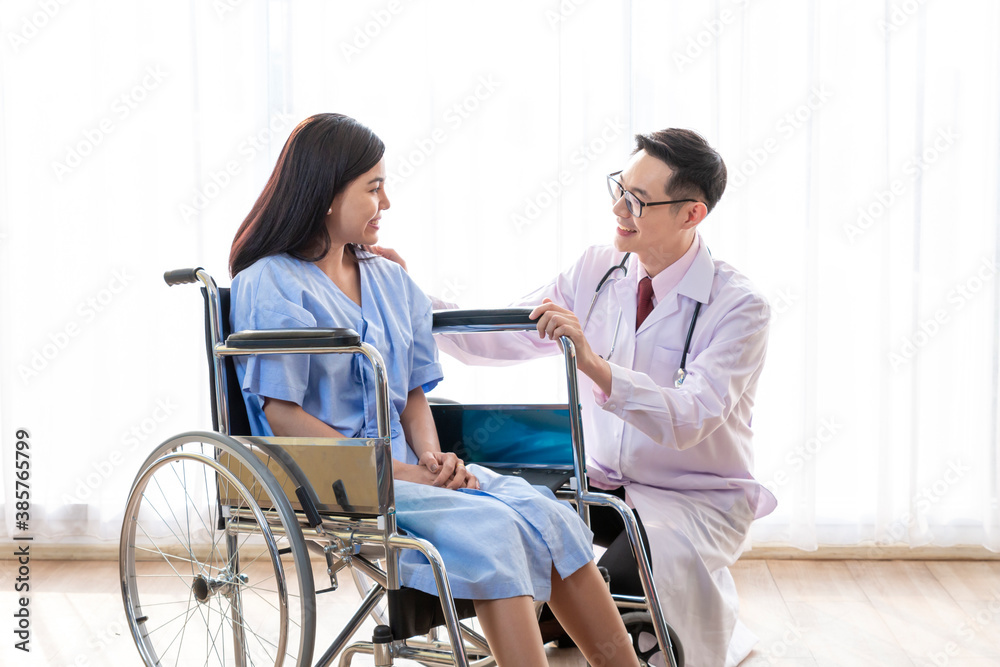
[399,387,479,490]
[263,397,351,439]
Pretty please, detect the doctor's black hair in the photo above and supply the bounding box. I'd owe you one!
[229,113,385,277]
[633,128,727,213]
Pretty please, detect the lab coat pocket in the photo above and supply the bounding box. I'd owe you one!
[650,345,684,387]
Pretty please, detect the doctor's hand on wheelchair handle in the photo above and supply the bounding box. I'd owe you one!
[528,299,606,377]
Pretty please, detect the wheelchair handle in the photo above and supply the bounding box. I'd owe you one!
[431,308,536,333]
[164,267,204,286]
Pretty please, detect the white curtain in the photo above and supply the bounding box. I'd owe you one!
[1,0,997,551]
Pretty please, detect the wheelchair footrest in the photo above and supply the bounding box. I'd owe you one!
[387,587,477,640]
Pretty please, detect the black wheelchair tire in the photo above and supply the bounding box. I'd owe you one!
[621,611,684,667]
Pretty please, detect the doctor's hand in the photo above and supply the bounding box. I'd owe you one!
[365,245,407,272]
[530,299,613,395]
[417,451,480,490]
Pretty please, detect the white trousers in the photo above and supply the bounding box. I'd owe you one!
[625,485,757,667]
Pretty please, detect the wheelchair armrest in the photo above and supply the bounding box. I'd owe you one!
[226,328,361,349]
[432,308,536,333]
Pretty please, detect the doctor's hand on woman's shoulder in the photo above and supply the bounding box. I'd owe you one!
[530,299,613,396]
[366,245,407,272]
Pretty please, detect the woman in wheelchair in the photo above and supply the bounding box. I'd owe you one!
[227,113,640,667]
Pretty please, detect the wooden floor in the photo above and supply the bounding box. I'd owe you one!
[1,559,998,666]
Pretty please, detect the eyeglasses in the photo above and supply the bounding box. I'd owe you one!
[606,171,699,218]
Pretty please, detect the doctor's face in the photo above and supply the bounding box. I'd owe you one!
[611,150,702,271]
[326,158,390,247]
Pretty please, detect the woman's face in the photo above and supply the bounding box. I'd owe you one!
[326,158,390,247]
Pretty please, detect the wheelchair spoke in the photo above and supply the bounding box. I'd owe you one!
[205,600,228,665]
[234,516,283,579]
[182,456,194,579]
[233,536,286,574]
[202,553,285,665]
[145,599,199,638]
[246,584,301,603]
[203,449,224,582]
[194,596,226,667]
[144,484,200,566]
[201,599,214,667]
[172,588,196,667]
[233,612,280,665]
[206,508,231,581]
[156,607,200,664]
[201,592,228,665]
[244,584,297,626]
[203,478,276,587]
[212,595,272,667]
[131,598,192,608]
[243,576,303,605]
[132,545,221,573]
[151,476,198,563]
[246,474,262,508]
[134,522,200,585]
[168,458,225,578]
[138,490,191,558]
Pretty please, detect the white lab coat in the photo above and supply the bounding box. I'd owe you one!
[433,239,776,667]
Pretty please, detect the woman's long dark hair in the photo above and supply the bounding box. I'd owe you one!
[229,113,385,277]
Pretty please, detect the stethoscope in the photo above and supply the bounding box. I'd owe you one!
[582,252,703,388]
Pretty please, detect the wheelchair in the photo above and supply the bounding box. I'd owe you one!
[118,267,683,667]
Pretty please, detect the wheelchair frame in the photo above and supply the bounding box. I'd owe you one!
[118,267,679,667]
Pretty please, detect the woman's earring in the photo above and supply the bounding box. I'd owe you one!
[327,208,332,215]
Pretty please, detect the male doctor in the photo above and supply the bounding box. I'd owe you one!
[388,128,775,667]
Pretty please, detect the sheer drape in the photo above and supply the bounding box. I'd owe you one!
[1,0,997,551]
[0,0,274,541]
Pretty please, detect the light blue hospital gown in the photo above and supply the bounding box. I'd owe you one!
[230,252,594,601]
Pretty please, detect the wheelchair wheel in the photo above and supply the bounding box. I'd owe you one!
[120,431,316,666]
[621,611,684,667]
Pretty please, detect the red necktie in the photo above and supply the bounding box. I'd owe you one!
[636,276,654,329]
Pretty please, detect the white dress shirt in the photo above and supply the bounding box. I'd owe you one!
[434,235,776,519]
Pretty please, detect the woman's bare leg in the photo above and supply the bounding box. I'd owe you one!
[473,595,548,667]
[548,562,641,667]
